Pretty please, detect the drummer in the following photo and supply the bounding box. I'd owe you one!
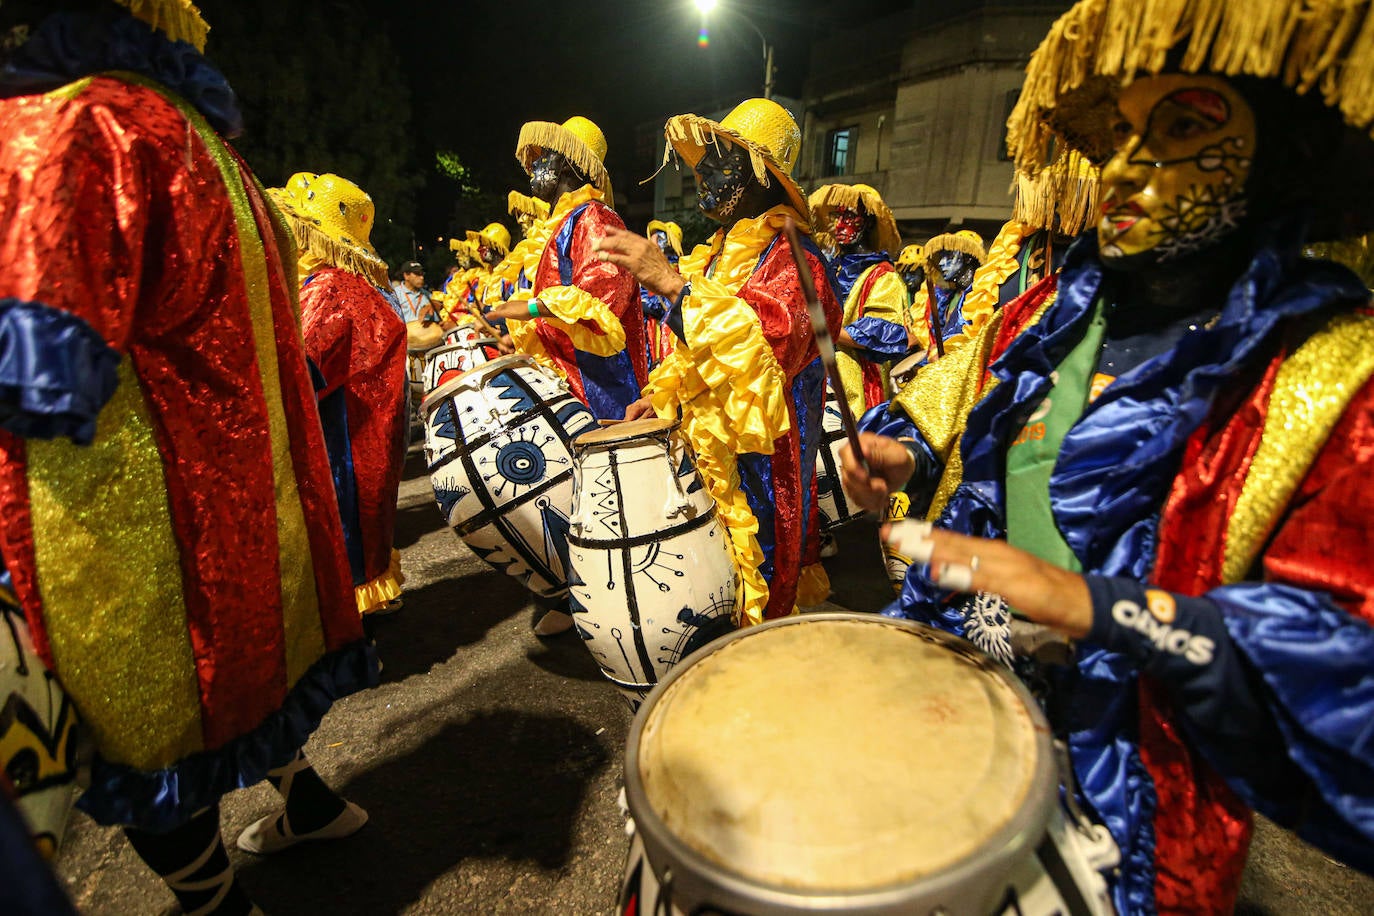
[809,183,909,421]
[595,98,843,626]
[270,173,409,620]
[843,0,1374,910]
[486,116,648,422]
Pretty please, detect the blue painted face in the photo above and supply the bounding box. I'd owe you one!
[934,251,978,290]
[693,144,753,222]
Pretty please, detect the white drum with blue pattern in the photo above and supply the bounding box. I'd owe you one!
[422,355,597,598]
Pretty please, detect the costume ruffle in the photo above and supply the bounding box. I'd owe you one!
[356,549,404,616]
[844,315,908,359]
[537,284,627,357]
[78,640,377,832]
[0,11,242,136]
[0,299,120,446]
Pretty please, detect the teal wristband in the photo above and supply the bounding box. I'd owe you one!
[527,300,540,318]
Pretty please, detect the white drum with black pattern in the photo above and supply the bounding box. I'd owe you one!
[568,420,738,706]
[421,338,500,394]
[421,355,598,598]
[816,383,863,531]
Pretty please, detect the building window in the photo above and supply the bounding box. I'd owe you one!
[826,126,856,176]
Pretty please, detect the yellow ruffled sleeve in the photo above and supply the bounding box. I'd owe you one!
[534,284,627,357]
[863,268,911,327]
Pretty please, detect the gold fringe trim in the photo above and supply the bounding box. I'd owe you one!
[516,122,614,208]
[268,192,389,287]
[114,0,209,51]
[508,190,550,221]
[1013,152,1099,236]
[923,231,987,266]
[356,549,405,616]
[1008,0,1374,200]
[809,183,903,255]
[663,114,812,228]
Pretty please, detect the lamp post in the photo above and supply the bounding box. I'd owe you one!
[694,0,775,100]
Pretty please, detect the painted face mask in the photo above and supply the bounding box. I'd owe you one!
[832,206,869,248]
[650,230,671,254]
[529,150,567,203]
[1098,74,1255,264]
[693,143,753,222]
[479,245,500,266]
[932,251,978,290]
[900,267,925,298]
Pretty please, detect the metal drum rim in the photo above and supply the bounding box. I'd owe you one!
[420,353,540,417]
[424,339,500,361]
[623,611,1059,916]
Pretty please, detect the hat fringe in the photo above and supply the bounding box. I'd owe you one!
[924,232,987,264]
[114,0,210,51]
[1010,0,1374,183]
[507,191,549,221]
[516,122,614,208]
[809,183,903,255]
[663,113,812,228]
[277,208,389,287]
[1012,150,1100,236]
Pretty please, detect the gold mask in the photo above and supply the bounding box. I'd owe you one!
[1098,74,1255,263]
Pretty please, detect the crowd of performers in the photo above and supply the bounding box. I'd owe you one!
[2,1,1374,914]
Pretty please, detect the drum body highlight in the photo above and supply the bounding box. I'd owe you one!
[568,420,738,705]
[422,355,597,597]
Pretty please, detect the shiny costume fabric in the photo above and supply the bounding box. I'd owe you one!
[645,206,841,625]
[832,252,908,420]
[886,229,1374,913]
[0,74,373,830]
[300,267,408,614]
[506,185,647,420]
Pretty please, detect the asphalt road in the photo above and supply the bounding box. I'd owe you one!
[54,450,1374,914]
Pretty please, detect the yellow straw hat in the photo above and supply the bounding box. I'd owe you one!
[516,116,615,208]
[114,0,209,51]
[1007,0,1374,240]
[508,191,551,222]
[268,172,388,286]
[895,244,925,271]
[809,183,903,256]
[923,231,987,270]
[663,98,811,228]
[467,222,512,257]
[646,219,684,256]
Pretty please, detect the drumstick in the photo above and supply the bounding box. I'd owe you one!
[467,301,503,339]
[781,217,868,473]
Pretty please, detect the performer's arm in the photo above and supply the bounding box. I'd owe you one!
[841,269,910,362]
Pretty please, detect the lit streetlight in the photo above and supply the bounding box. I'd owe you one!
[693,0,775,100]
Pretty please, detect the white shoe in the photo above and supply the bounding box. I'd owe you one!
[533,609,575,636]
[236,801,368,855]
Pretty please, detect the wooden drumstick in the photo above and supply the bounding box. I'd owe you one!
[781,217,868,473]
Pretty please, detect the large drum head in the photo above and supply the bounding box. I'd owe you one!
[626,613,1055,914]
[573,418,678,451]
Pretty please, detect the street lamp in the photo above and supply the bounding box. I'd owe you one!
[693,0,775,100]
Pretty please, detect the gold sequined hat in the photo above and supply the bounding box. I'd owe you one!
[809,183,903,256]
[466,222,512,258]
[663,98,811,228]
[1007,0,1374,240]
[268,173,388,286]
[646,219,684,256]
[923,230,987,270]
[113,0,209,50]
[894,244,925,272]
[516,116,615,208]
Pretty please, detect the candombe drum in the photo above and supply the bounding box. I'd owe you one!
[443,323,483,347]
[422,354,598,597]
[815,383,863,531]
[619,614,1117,916]
[567,419,738,705]
[0,605,82,859]
[421,338,501,394]
[890,349,926,394]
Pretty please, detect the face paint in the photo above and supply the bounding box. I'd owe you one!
[650,230,671,254]
[900,267,924,298]
[479,245,500,266]
[693,143,752,222]
[832,206,868,247]
[530,150,566,203]
[932,251,978,290]
[1098,74,1255,264]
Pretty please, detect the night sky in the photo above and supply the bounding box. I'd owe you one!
[355,0,912,238]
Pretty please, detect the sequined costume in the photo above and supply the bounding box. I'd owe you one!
[646,205,841,625]
[831,253,908,417]
[886,232,1374,912]
[0,18,373,831]
[507,185,648,420]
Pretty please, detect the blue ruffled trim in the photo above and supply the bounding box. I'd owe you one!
[76,640,378,832]
[0,298,120,446]
[845,315,908,361]
[0,11,242,137]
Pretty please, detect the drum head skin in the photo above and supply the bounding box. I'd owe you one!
[574,417,677,448]
[632,615,1052,903]
[420,353,535,417]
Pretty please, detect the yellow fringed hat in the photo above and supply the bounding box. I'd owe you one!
[467,222,512,257]
[516,116,615,208]
[508,191,550,222]
[895,244,925,271]
[663,98,811,228]
[268,172,388,286]
[809,183,903,256]
[1012,151,1099,237]
[646,219,684,256]
[114,0,209,51]
[924,231,987,268]
[1008,0,1374,240]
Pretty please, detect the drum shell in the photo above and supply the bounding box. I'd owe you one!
[568,429,738,705]
[623,613,1063,916]
[421,339,500,394]
[816,385,863,531]
[422,355,597,597]
[0,607,81,857]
